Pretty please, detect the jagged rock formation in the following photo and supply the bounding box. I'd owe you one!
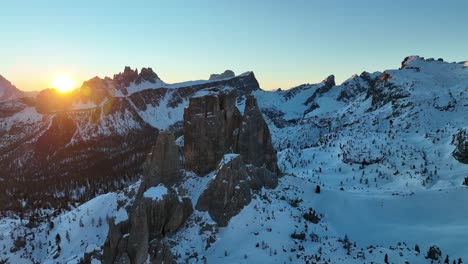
[196,154,251,226]
[209,70,235,80]
[196,154,278,227]
[183,93,242,175]
[103,188,192,264]
[143,186,193,240]
[186,93,279,226]
[236,96,279,174]
[452,129,468,164]
[113,66,160,91]
[142,132,181,188]
[184,93,278,176]
[103,133,193,264]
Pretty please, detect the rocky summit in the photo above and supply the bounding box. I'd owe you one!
[184,93,278,176]
[209,70,235,80]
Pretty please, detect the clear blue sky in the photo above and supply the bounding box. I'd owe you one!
[1,0,467,91]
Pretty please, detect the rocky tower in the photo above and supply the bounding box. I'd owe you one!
[183,93,242,175]
[103,132,192,264]
[236,95,279,174]
[142,131,181,188]
[184,93,278,176]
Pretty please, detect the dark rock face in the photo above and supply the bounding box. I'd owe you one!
[365,75,410,111]
[113,66,160,91]
[103,187,192,264]
[184,94,278,176]
[144,188,193,240]
[236,96,279,174]
[142,132,181,188]
[452,129,468,164]
[322,75,336,89]
[337,72,374,102]
[245,165,278,190]
[196,153,279,227]
[196,154,252,227]
[188,94,279,226]
[113,66,139,89]
[209,70,235,80]
[126,201,149,264]
[184,93,241,175]
[139,67,159,83]
[103,132,192,264]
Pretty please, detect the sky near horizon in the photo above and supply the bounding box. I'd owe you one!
[1,0,467,91]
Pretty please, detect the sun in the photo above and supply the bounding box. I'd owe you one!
[51,74,76,93]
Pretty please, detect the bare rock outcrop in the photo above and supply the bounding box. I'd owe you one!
[236,96,279,174]
[184,93,278,176]
[184,93,242,175]
[196,154,252,227]
[209,70,235,80]
[142,132,181,188]
[143,186,193,240]
[103,132,192,264]
[103,187,192,264]
[452,129,468,164]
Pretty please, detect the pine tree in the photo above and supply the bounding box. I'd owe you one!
[55,233,61,245]
[384,253,389,264]
[415,244,420,254]
[315,185,321,194]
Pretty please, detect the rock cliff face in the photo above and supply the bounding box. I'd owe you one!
[185,93,279,226]
[209,70,235,80]
[103,189,192,264]
[184,93,277,176]
[196,154,252,227]
[183,93,242,175]
[452,129,468,164]
[142,132,181,188]
[103,132,192,264]
[236,96,279,174]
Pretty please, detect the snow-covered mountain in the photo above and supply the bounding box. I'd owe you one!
[0,56,467,263]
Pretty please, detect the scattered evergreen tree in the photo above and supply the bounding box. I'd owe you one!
[426,245,442,261]
[315,185,321,194]
[415,244,420,254]
[384,253,389,264]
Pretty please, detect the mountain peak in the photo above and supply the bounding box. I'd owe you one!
[0,74,24,101]
[209,70,235,80]
[113,66,160,88]
[322,74,335,88]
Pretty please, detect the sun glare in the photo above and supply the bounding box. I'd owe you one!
[51,75,76,93]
